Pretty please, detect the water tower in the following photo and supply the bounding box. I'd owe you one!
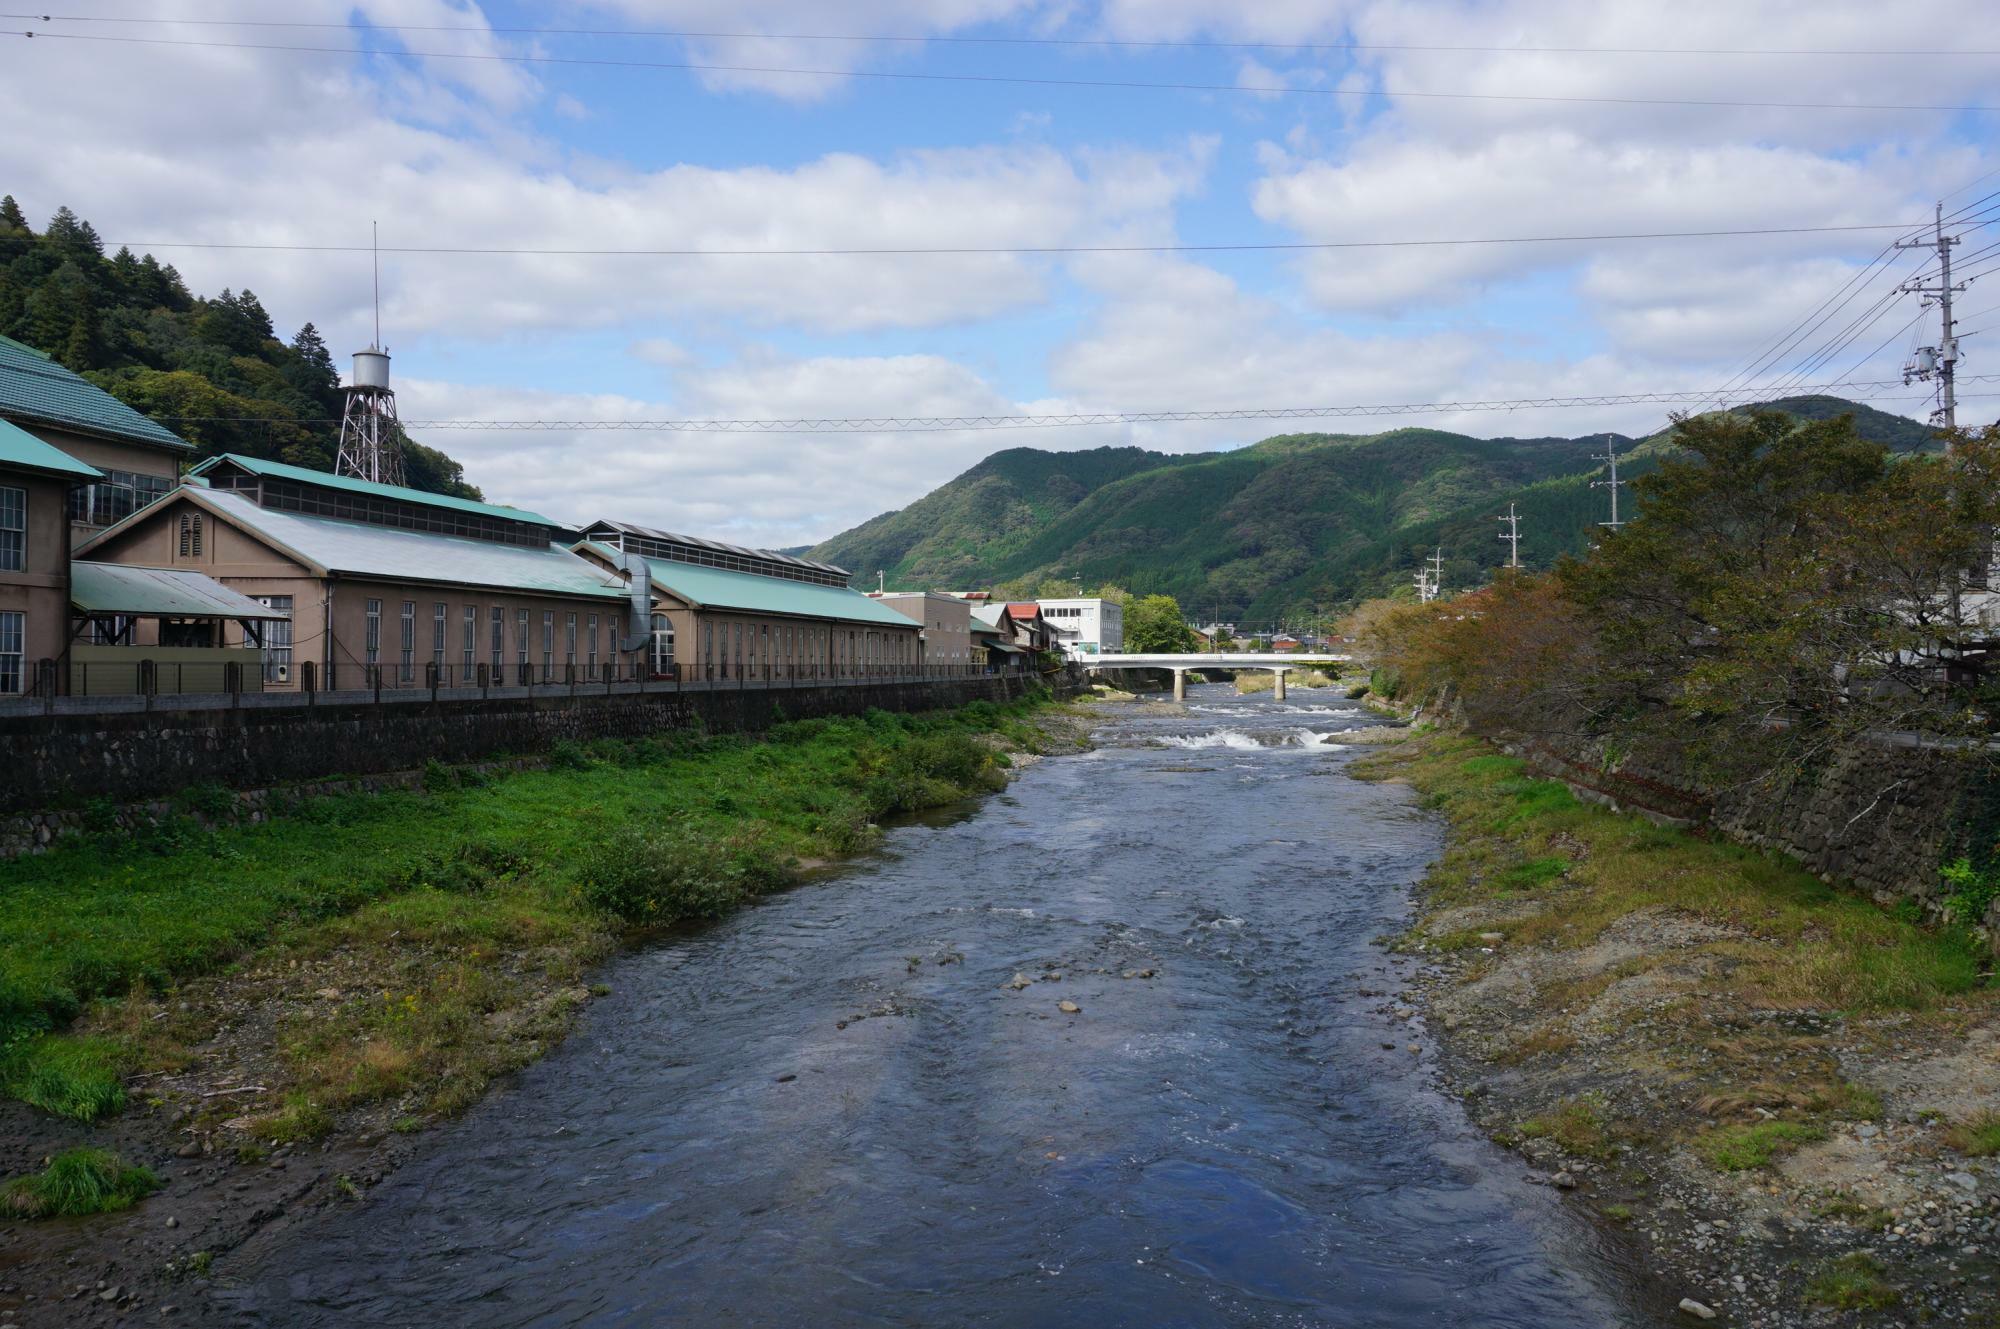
[333,224,407,487]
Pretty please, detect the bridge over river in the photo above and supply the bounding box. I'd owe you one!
[1083,652,1352,701]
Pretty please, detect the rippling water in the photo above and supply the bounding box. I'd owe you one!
[222,685,1664,1328]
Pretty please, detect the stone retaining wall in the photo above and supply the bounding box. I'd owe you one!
[1504,730,1996,931]
[0,674,1063,850]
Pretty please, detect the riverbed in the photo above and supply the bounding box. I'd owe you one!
[220,685,1666,1327]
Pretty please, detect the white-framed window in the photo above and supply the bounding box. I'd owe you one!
[364,598,382,664]
[542,610,554,674]
[0,485,23,572]
[0,610,22,693]
[462,605,476,672]
[650,612,674,674]
[490,607,504,670]
[433,603,447,669]
[587,613,598,675]
[400,601,416,682]
[517,609,530,674]
[565,612,577,667]
[258,596,293,682]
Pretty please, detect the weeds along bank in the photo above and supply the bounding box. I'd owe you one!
[0,693,1082,1313]
[1358,734,2000,1325]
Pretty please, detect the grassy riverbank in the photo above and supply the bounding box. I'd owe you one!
[0,694,1075,1138]
[1359,731,2000,1323]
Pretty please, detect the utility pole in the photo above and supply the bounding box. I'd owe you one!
[1416,546,1445,603]
[1897,201,1964,431]
[1497,502,1522,570]
[1592,436,1626,531]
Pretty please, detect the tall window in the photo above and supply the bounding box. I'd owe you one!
[565,612,577,668]
[706,623,715,677]
[651,613,674,675]
[0,610,22,693]
[587,613,598,676]
[364,599,382,665]
[67,469,170,527]
[516,609,530,676]
[259,595,293,682]
[749,624,759,679]
[490,607,504,670]
[433,603,447,670]
[400,601,416,682]
[0,486,23,572]
[462,605,476,673]
[542,611,554,676]
[610,615,621,678]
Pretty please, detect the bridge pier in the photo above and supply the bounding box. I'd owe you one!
[1172,667,1187,702]
[1273,668,1288,702]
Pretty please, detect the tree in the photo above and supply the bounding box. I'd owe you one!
[1093,584,1131,606]
[1126,594,1199,652]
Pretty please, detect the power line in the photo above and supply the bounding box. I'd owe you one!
[14,30,2000,113]
[112,373,2000,435]
[9,12,1998,58]
[78,221,1937,261]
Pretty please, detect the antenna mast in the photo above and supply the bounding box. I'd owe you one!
[1897,201,1964,431]
[1592,436,1626,530]
[1497,502,1522,569]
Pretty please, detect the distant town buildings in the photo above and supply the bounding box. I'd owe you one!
[1036,597,1124,658]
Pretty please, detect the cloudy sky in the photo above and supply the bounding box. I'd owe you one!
[2,1,1996,548]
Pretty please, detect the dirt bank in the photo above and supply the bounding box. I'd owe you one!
[1361,732,2000,1327]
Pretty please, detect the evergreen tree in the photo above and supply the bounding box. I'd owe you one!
[284,322,342,408]
[43,205,103,263]
[0,195,25,231]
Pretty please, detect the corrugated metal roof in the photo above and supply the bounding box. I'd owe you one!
[0,417,103,480]
[588,516,850,577]
[71,562,291,618]
[189,453,555,526]
[190,490,628,599]
[0,334,192,452]
[641,555,919,628]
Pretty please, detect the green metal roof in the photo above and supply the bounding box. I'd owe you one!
[636,553,920,628]
[0,334,192,452]
[70,562,290,619]
[0,417,103,480]
[188,453,555,526]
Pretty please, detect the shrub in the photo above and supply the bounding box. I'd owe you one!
[2,1146,158,1219]
[569,823,788,925]
[250,1093,335,1144]
[421,759,457,793]
[861,733,1001,816]
[546,740,592,771]
[1939,857,2000,926]
[2,1036,124,1121]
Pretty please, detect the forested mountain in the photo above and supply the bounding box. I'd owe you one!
[0,197,478,498]
[810,396,1941,620]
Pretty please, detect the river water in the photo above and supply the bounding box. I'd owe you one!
[223,685,1663,1328]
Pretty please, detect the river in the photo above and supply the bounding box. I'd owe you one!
[221,684,1664,1327]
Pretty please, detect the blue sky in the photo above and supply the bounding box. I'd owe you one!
[2,1,1996,547]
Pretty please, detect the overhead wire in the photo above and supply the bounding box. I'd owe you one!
[98,373,2000,436]
[7,12,1999,58]
[10,29,2000,113]
[74,221,1940,260]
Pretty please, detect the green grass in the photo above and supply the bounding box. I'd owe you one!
[1946,1110,2000,1157]
[1698,1121,1824,1171]
[0,694,1061,1119]
[1,1146,158,1219]
[1805,1252,1899,1311]
[0,1035,124,1121]
[1357,733,1992,1014]
[1518,1097,1617,1159]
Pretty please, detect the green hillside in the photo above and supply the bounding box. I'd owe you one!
[810,397,1939,620]
[0,196,479,498]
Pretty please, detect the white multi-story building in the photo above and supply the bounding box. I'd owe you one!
[1037,597,1124,657]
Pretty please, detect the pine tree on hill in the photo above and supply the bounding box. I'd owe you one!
[0,196,480,500]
